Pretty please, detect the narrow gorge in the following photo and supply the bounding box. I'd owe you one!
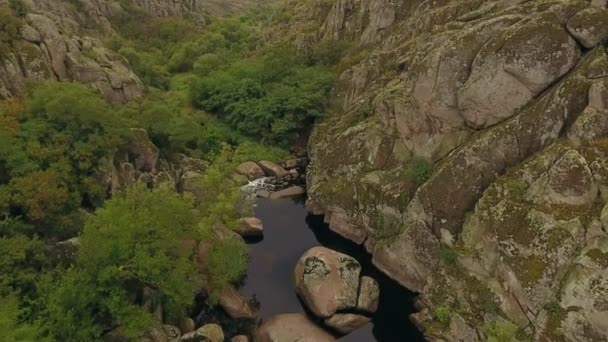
[0,0,607,341]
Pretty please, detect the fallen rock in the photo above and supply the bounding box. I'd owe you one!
[324,313,370,335]
[269,186,306,199]
[294,247,361,317]
[236,162,266,180]
[255,313,336,342]
[180,324,223,342]
[258,160,289,178]
[236,217,264,238]
[231,336,248,342]
[218,286,257,319]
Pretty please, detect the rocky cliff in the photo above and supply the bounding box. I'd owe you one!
[0,0,261,103]
[286,0,608,340]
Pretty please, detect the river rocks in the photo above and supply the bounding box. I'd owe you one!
[236,162,266,180]
[324,313,370,335]
[255,313,336,342]
[269,186,306,199]
[293,246,380,332]
[236,217,264,238]
[258,160,289,178]
[181,324,223,342]
[356,276,380,313]
[294,247,361,317]
[218,286,257,319]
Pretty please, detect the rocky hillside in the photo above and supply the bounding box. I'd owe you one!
[275,0,608,340]
[0,0,262,103]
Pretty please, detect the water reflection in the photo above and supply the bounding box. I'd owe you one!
[242,197,424,341]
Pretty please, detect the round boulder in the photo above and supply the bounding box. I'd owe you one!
[255,313,336,342]
[236,217,263,238]
[293,247,361,317]
[236,162,266,180]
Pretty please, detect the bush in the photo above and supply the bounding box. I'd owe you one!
[405,157,433,186]
[432,306,451,325]
[483,319,521,342]
[191,45,334,145]
[46,184,200,340]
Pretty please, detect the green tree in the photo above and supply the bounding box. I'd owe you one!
[46,184,201,340]
[0,294,48,342]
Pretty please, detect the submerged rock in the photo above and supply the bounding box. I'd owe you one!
[255,313,336,342]
[269,186,306,199]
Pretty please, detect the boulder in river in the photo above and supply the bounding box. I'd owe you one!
[258,161,289,178]
[236,217,264,238]
[181,324,223,342]
[293,247,361,317]
[255,313,336,342]
[324,313,370,335]
[269,186,306,199]
[218,286,257,319]
[236,162,266,180]
[357,276,380,314]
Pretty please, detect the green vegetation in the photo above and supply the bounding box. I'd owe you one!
[405,157,433,186]
[432,306,451,325]
[0,1,345,339]
[0,7,22,54]
[483,319,522,342]
[190,45,334,144]
[45,185,199,340]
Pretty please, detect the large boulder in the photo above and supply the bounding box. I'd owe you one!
[236,162,266,180]
[293,247,361,317]
[218,286,257,319]
[254,313,336,342]
[258,161,289,178]
[236,217,264,238]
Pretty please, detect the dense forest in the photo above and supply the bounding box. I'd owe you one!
[0,1,346,340]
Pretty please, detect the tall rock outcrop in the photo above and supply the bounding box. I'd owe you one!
[283,0,608,340]
[0,0,262,102]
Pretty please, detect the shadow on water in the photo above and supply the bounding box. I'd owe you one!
[242,197,425,341]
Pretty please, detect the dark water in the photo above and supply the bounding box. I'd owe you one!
[242,197,425,341]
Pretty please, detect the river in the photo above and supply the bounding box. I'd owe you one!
[241,197,425,341]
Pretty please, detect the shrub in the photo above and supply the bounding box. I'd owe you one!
[433,306,451,325]
[405,157,433,186]
[483,319,521,342]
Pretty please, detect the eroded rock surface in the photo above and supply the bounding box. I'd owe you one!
[276,0,608,340]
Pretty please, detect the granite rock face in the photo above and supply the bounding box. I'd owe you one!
[272,0,608,340]
[0,0,261,102]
